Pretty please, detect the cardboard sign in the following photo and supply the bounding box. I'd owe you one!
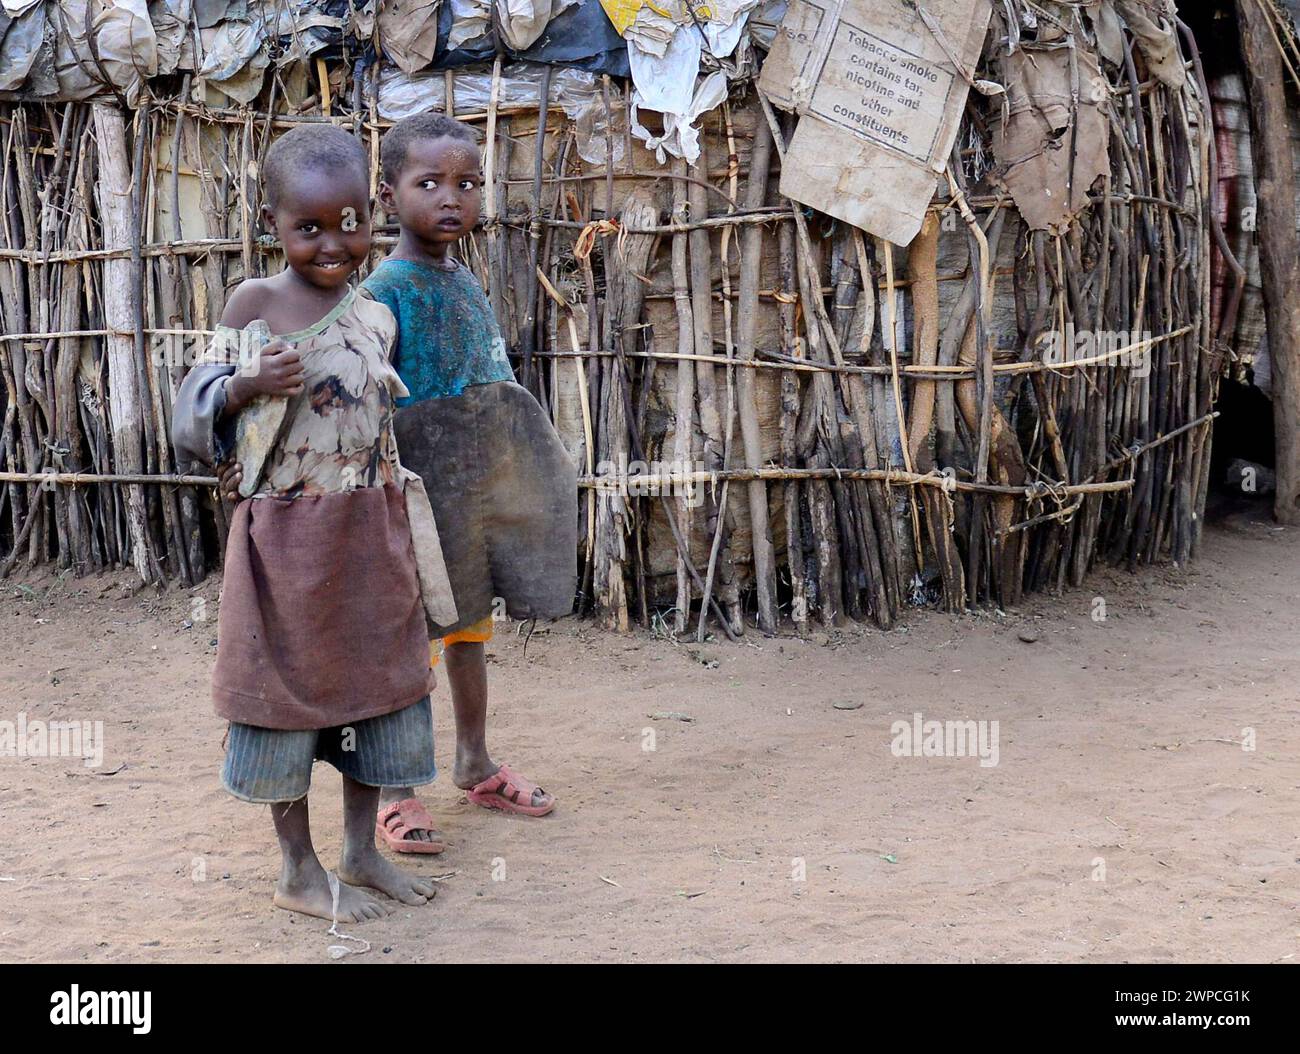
[760,0,992,244]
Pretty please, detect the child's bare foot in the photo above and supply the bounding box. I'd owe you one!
[452,755,500,792]
[338,846,438,906]
[274,863,391,923]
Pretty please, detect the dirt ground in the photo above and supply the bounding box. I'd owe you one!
[1,510,1297,964]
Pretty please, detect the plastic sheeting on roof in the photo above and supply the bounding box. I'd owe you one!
[374,60,626,166]
[0,0,767,171]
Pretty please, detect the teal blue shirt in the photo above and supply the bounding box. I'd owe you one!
[362,258,513,406]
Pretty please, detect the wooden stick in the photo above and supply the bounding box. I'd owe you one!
[93,102,155,583]
[519,65,552,391]
[875,235,925,579]
[688,141,733,637]
[776,221,808,635]
[0,471,218,486]
[1237,0,1300,524]
[578,468,1135,497]
[669,160,696,634]
[733,116,778,633]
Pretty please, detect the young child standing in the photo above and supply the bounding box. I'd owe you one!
[361,113,577,851]
[173,126,440,921]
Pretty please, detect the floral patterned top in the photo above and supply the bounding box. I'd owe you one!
[199,287,409,499]
[172,286,441,730]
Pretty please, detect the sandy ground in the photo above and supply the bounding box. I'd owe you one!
[1,510,1298,964]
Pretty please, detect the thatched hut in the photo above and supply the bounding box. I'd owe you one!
[0,0,1295,636]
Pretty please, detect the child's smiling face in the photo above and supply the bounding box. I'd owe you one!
[262,168,372,290]
[379,135,483,251]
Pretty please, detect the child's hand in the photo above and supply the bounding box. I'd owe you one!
[216,459,244,502]
[226,340,305,414]
[242,339,305,397]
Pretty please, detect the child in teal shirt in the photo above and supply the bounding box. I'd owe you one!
[362,114,576,851]
[364,256,513,406]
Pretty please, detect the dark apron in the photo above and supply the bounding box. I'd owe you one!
[394,381,578,636]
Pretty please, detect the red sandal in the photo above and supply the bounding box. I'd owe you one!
[466,764,556,817]
[375,798,447,854]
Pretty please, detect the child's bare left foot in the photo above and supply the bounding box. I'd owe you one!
[274,867,391,923]
[339,849,438,906]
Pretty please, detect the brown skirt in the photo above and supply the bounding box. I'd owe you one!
[213,482,431,730]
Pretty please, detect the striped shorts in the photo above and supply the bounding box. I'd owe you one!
[221,697,436,804]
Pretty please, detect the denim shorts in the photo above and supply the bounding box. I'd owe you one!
[221,696,436,803]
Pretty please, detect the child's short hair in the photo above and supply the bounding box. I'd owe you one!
[381,112,479,185]
[262,125,369,209]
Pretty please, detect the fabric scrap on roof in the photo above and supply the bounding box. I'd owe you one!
[268,0,346,66]
[432,0,630,76]
[198,15,269,102]
[379,0,442,74]
[47,0,160,103]
[374,59,624,165]
[498,0,579,52]
[0,3,45,93]
[149,0,195,76]
[194,0,245,29]
[1085,0,1126,67]
[448,0,490,48]
[1114,0,1185,88]
[992,43,1110,232]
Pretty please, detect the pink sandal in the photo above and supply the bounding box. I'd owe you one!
[375,798,447,854]
[466,764,556,817]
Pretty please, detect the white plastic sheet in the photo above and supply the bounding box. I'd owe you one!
[627,23,700,117]
[699,0,760,55]
[627,25,727,165]
[374,62,625,166]
[701,14,747,58]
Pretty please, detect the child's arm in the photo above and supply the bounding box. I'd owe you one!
[172,361,236,472]
[216,282,306,418]
[170,283,304,472]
